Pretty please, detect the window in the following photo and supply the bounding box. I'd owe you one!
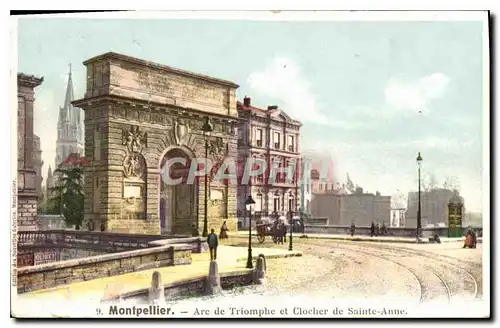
[288,135,294,152]
[273,196,280,213]
[274,132,280,149]
[256,193,263,212]
[256,128,263,147]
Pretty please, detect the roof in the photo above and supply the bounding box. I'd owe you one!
[58,153,88,168]
[449,193,464,205]
[237,100,302,126]
[82,52,239,88]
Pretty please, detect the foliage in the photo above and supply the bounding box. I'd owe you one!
[46,166,84,229]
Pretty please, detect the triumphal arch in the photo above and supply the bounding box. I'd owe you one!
[72,52,239,235]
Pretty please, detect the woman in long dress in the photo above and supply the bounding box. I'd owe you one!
[219,220,229,239]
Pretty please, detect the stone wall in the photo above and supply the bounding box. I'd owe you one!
[17,244,193,294]
[304,224,483,237]
[18,230,205,257]
[105,269,254,302]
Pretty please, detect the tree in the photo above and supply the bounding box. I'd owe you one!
[421,172,438,192]
[443,176,460,192]
[46,166,84,229]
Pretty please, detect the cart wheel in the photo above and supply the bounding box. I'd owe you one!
[257,235,265,244]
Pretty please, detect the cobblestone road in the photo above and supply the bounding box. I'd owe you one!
[175,238,483,305]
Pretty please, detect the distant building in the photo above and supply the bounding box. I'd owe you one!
[45,153,87,208]
[33,134,43,201]
[236,97,302,223]
[390,208,406,227]
[45,165,54,202]
[55,65,84,167]
[464,211,482,227]
[299,154,336,214]
[58,152,88,169]
[311,187,391,226]
[405,188,458,228]
[37,214,66,230]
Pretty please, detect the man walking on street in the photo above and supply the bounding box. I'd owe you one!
[207,228,218,261]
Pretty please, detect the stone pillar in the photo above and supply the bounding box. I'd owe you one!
[205,261,222,295]
[254,254,266,285]
[17,74,43,231]
[148,271,165,303]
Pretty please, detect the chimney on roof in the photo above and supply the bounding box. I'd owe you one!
[243,96,251,107]
[267,105,278,110]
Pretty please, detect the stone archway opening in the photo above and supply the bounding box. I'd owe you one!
[159,148,198,235]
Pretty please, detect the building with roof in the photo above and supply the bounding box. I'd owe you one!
[236,96,302,222]
[55,65,84,166]
[405,188,459,228]
[310,186,391,226]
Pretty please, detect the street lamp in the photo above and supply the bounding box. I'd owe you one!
[245,195,256,269]
[288,190,294,251]
[201,116,213,237]
[416,152,423,239]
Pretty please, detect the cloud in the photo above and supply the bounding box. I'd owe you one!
[247,57,328,125]
[384,73,450,114]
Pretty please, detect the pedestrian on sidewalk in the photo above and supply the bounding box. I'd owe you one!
[350,222,356,237]
[207,228,218,261]
[219,220,229,239]
[370,221,376,237]
[381,222,387,236]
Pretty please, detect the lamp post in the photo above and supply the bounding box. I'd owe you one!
[201,116,213,237]
[416,152,423,239]
[245,195,256,269]
[288,190,294,251]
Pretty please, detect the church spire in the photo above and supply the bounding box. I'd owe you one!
[64,63,74,110]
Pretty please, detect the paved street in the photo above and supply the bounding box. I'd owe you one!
[180,237,483,305]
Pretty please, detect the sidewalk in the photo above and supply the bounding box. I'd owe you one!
[17,245,302,302]
[233,231,475,244]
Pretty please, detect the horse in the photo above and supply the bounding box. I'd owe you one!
[273,223,287,245]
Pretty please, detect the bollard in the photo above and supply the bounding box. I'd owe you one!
[206,260,222,295]
[148,271,165,304]
[254,254,266,285]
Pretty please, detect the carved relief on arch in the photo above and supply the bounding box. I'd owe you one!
[123,152,147,180]
[122,125,148,154]
[163,119,198,153]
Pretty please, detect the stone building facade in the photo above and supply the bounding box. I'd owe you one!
[236,97,302,220]
[311,188,391,226]
[17,73,44,231]
[33,134,43,201]
[405,188,457,228]
[55,66,84,166]
[72,52,239,235]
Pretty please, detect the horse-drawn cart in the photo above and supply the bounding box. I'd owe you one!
[256,221,274,244]
[255,218,287,244]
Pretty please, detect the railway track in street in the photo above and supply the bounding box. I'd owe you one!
[301,240,479,304]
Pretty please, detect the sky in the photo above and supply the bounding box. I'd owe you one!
[17,16,486,212]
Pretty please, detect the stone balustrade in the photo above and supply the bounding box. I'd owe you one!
[304,224,483,237]
[17,243,193,294]
[17,230,204,253]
